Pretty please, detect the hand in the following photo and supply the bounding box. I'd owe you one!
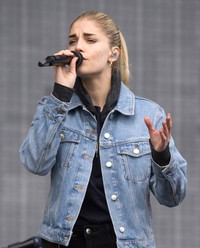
[54,50,78,88]
[144,113,172,152]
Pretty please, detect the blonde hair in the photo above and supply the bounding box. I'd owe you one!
[70,11,130,85]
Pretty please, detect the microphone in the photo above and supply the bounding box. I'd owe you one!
[6,236,41,248]
[38,51,83,67]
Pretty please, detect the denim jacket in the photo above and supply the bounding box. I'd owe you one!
[19,83,187,248]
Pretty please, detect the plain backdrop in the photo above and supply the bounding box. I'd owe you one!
[0,0,199,247]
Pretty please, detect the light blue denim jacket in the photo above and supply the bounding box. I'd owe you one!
[19,83,187,248]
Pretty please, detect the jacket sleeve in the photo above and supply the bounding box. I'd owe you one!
[149,109,187,207]
[19,94,70,176]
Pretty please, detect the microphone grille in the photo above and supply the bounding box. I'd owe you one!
[71,51,83,66]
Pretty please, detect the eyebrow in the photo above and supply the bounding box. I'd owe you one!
[68,33,97,39]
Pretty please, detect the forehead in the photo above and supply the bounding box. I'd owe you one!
[69,18,105,36]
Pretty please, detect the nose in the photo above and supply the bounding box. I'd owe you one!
[75,39,84,53]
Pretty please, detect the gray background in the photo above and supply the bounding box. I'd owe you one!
[0,0,199,247]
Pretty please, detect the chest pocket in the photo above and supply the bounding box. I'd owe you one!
[56,129,81,167]
[117,141,151,183]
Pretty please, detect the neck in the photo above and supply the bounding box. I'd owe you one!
[81,71,112,110]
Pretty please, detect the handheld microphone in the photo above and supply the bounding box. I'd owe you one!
[6,236,41,248]
[38,51,83,67]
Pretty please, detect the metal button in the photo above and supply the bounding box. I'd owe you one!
[106,161,112,168]
[133,147,140,155]
[55,108,66,114]
[66,216,74,221]
[104,133,110,139]
[119,226,125,233]
[85,228,92,234]
[60,132,65,139]
[111,194,117,201]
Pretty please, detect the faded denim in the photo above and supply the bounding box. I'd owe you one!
[19,83,187,248]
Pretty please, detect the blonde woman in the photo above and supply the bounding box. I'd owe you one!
[20,11,187,248]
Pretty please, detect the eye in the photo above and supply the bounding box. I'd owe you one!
[87,39,96,43]
[69,40,76,46]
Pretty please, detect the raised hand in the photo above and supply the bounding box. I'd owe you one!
[144,113,172,152]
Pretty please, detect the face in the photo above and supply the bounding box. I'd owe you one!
[68,18,113,78]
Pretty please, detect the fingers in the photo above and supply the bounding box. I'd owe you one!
[54,49,74,57]
[166,113,172,131]
[159,129,167,142]
[69,57,78,74]
[54,49,77,72]
[162,113,172,139]
[53,49,78,88]
[144,114,172,133]
[144,116,154,132]
[144,114,172,152]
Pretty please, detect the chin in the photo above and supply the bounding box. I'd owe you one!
[76,67,91,78]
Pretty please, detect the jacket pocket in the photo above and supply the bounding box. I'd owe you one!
[117,141,151,182]
[56,128,81,167]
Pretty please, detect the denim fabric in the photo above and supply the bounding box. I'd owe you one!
[19,83,187,248]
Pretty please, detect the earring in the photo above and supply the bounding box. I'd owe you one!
[109,61,113,67]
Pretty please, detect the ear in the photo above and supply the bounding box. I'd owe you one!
[109,47,120,62]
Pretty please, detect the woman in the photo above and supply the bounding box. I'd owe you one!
[19,11,187,248]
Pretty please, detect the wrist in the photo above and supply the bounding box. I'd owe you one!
[52,82,74,102]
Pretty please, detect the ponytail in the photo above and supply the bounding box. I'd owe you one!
[113,31,130,85]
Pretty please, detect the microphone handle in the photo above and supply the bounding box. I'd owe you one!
[38,55,74,67]
[38,51,83,67]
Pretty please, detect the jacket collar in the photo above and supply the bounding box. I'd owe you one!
[68,70,135,116]
[74,69,121,115]
[114,83,135,116]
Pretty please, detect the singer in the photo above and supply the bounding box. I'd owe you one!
[19,11,187,248]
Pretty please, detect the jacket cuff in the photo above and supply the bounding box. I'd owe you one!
[150,140,171,166]
[52,82,74,102]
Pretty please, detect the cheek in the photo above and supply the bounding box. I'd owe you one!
[92,52,109,65]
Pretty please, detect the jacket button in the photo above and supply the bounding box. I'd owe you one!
[119,226,125,233]
[85,228,92,234]
[60,132,65,139]
[111,194,117,201]
[106,161,112,168]
[133,147,140,155]
[104,133,110,139]
[55,108,66,114]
